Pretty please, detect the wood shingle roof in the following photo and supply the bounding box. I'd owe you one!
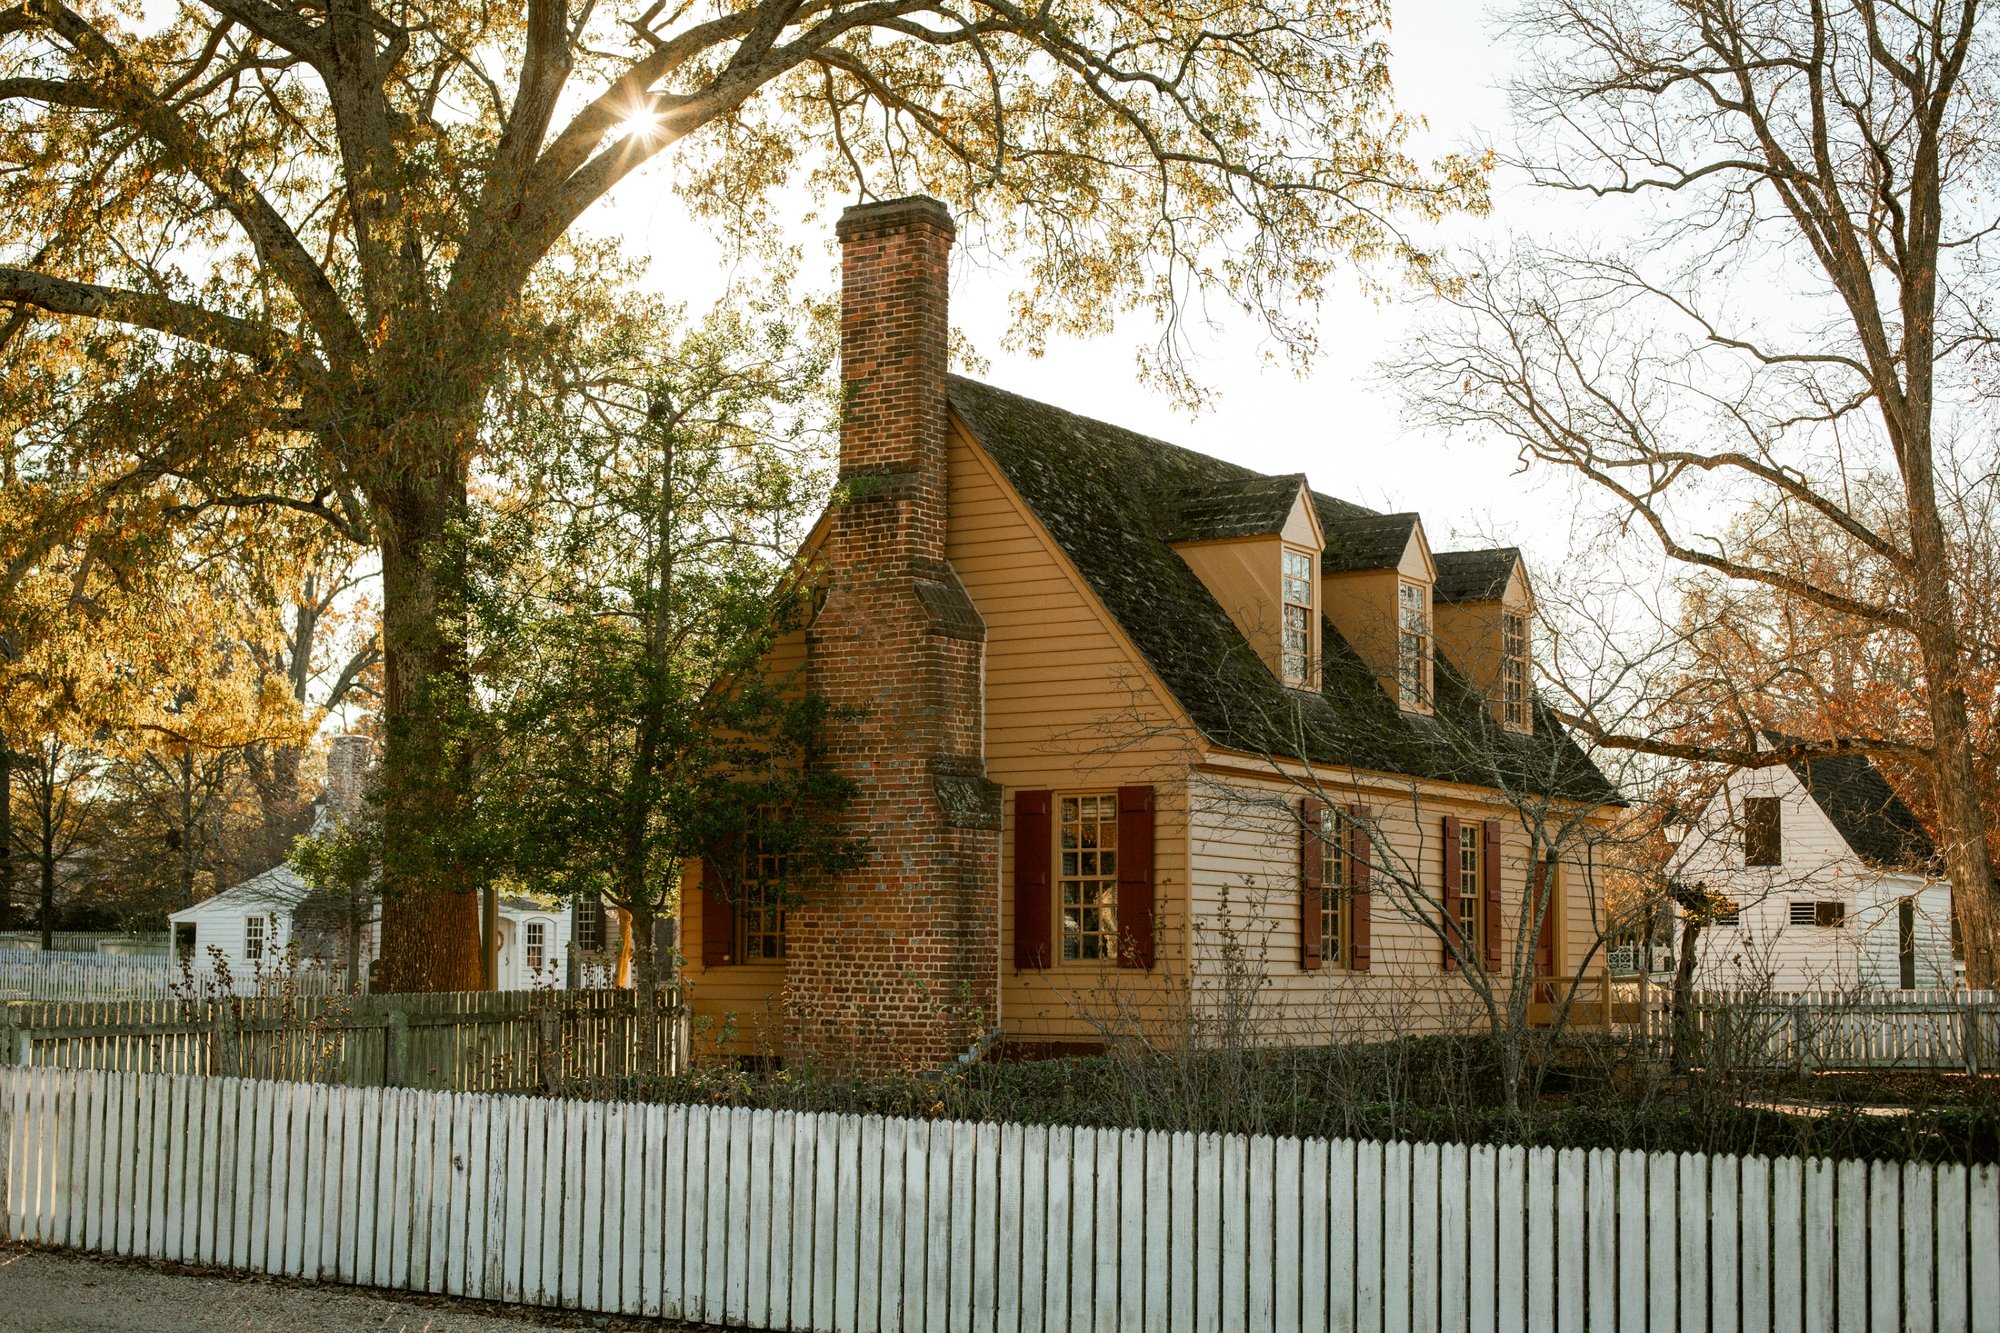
[946,376,1618,802]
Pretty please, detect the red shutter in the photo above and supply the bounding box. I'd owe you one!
[1348,805,1372,972]
[1536,856,1559,977]
[700,878,736,969]
[1300,797,1325,971]
[1482,821,1504,972]
[1014,790,1053,969]
[1441,814,1462,970]
[1117,785,1156,970]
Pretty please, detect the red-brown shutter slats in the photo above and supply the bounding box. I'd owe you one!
[1483,821,1504,972]
[1534,857,1555,978]
[1441,814,1462,971]
[1014,790,1053,969]
[1348,804,1372,972]
[1117,785,1157,970]
[1300,797,1326,970]
[700,875,736,968]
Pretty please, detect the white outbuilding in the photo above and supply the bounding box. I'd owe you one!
[1671,736,1956,992]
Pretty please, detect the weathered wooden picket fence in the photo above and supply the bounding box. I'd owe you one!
[4,1067,1995,1333]
[3,989,685,1092]
[1633,988,2000,1073]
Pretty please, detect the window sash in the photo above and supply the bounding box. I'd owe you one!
[525,921,546,972]
[1398,584,1430,707]
[1059,792,1119,961]
[738,807,792,961]
[1455,825,1481,948]
[1318,806,1349,967]
[244,915,266,962]
[1502,613,1530,727]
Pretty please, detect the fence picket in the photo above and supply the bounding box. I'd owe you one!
[1,1068,1993,1333]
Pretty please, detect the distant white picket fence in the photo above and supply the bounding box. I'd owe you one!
[0,949,350,1002]
[3,1067,1996,1333]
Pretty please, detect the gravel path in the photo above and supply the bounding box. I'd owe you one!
[0,1246,695,1332]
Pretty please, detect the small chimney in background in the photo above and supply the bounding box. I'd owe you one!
[323,734,373,824]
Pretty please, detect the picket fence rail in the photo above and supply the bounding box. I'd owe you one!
[4,1068,1995,1333]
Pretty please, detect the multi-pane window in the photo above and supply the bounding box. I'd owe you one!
[574,897,606,952]
[1743,797,1783,866]
[1398,583,1431,709]
[1282,550,1315,685]
[1315,805,1348,967]
[244,914,267,962]
[1454,824,1482,954]
[1059,793,1119,961]
[1502,612,1530,729]
[738,814,789,962]
[525,921,546,972]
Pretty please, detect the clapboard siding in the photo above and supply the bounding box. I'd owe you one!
[4,1068,1995,1333]
[949,423,1198,1046]
[1188,768,1605,1039]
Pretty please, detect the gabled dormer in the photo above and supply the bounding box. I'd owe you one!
[1433,548,1534,733]
[1318,512,1436,712]
[1164,474,1324,688]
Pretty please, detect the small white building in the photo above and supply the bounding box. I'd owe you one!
[1672,738,1955,992]
[166,735,596,990]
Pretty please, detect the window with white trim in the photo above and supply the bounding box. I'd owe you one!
[1398,583,1431,709]
[1282,550,1315,685]
[525,920,547,973]
[244,913,268,962]
[1454,823,1482,953]
[1059,793,1119,961]
[1502,612,1530,729]
[1315,805,1348,967]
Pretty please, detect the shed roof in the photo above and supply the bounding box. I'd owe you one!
[946,376,1618,801]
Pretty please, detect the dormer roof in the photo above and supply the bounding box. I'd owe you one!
[1162,473,1311,543]
[1434,548,1524,604]
[1319,512,1423,574]
[945,374,1618,802]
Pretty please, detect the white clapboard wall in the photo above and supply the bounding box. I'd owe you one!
[3,1067,1997,1333]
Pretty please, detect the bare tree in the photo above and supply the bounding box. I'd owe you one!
[1393,0,2000,982]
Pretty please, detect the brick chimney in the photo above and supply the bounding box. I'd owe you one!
[323,734,373,824]
[790,197,1000,1072]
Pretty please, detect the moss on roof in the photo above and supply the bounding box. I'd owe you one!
[1320,512,1422,573]
[947,376,1619,803]
[1161,473,1309,543]
[1435,548,1522,603]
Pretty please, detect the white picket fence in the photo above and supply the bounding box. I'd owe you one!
[0,949,353,1002]
[3,1068,1996,1333]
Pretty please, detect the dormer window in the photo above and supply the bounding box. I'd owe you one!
[1398,582,1431,709]
[1282,549,1315,684]
[1502,612,1530,730]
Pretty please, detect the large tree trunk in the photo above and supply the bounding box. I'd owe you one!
[38,809,55,950]
[371,476,483,993]
[0,730,12,933]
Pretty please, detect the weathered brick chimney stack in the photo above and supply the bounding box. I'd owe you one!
[791,197,1001,1072]
[323,734,373,824]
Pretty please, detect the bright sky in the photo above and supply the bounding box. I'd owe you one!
[592,1,1591,562]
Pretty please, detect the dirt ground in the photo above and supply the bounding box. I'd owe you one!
[0,1245,702,1332]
